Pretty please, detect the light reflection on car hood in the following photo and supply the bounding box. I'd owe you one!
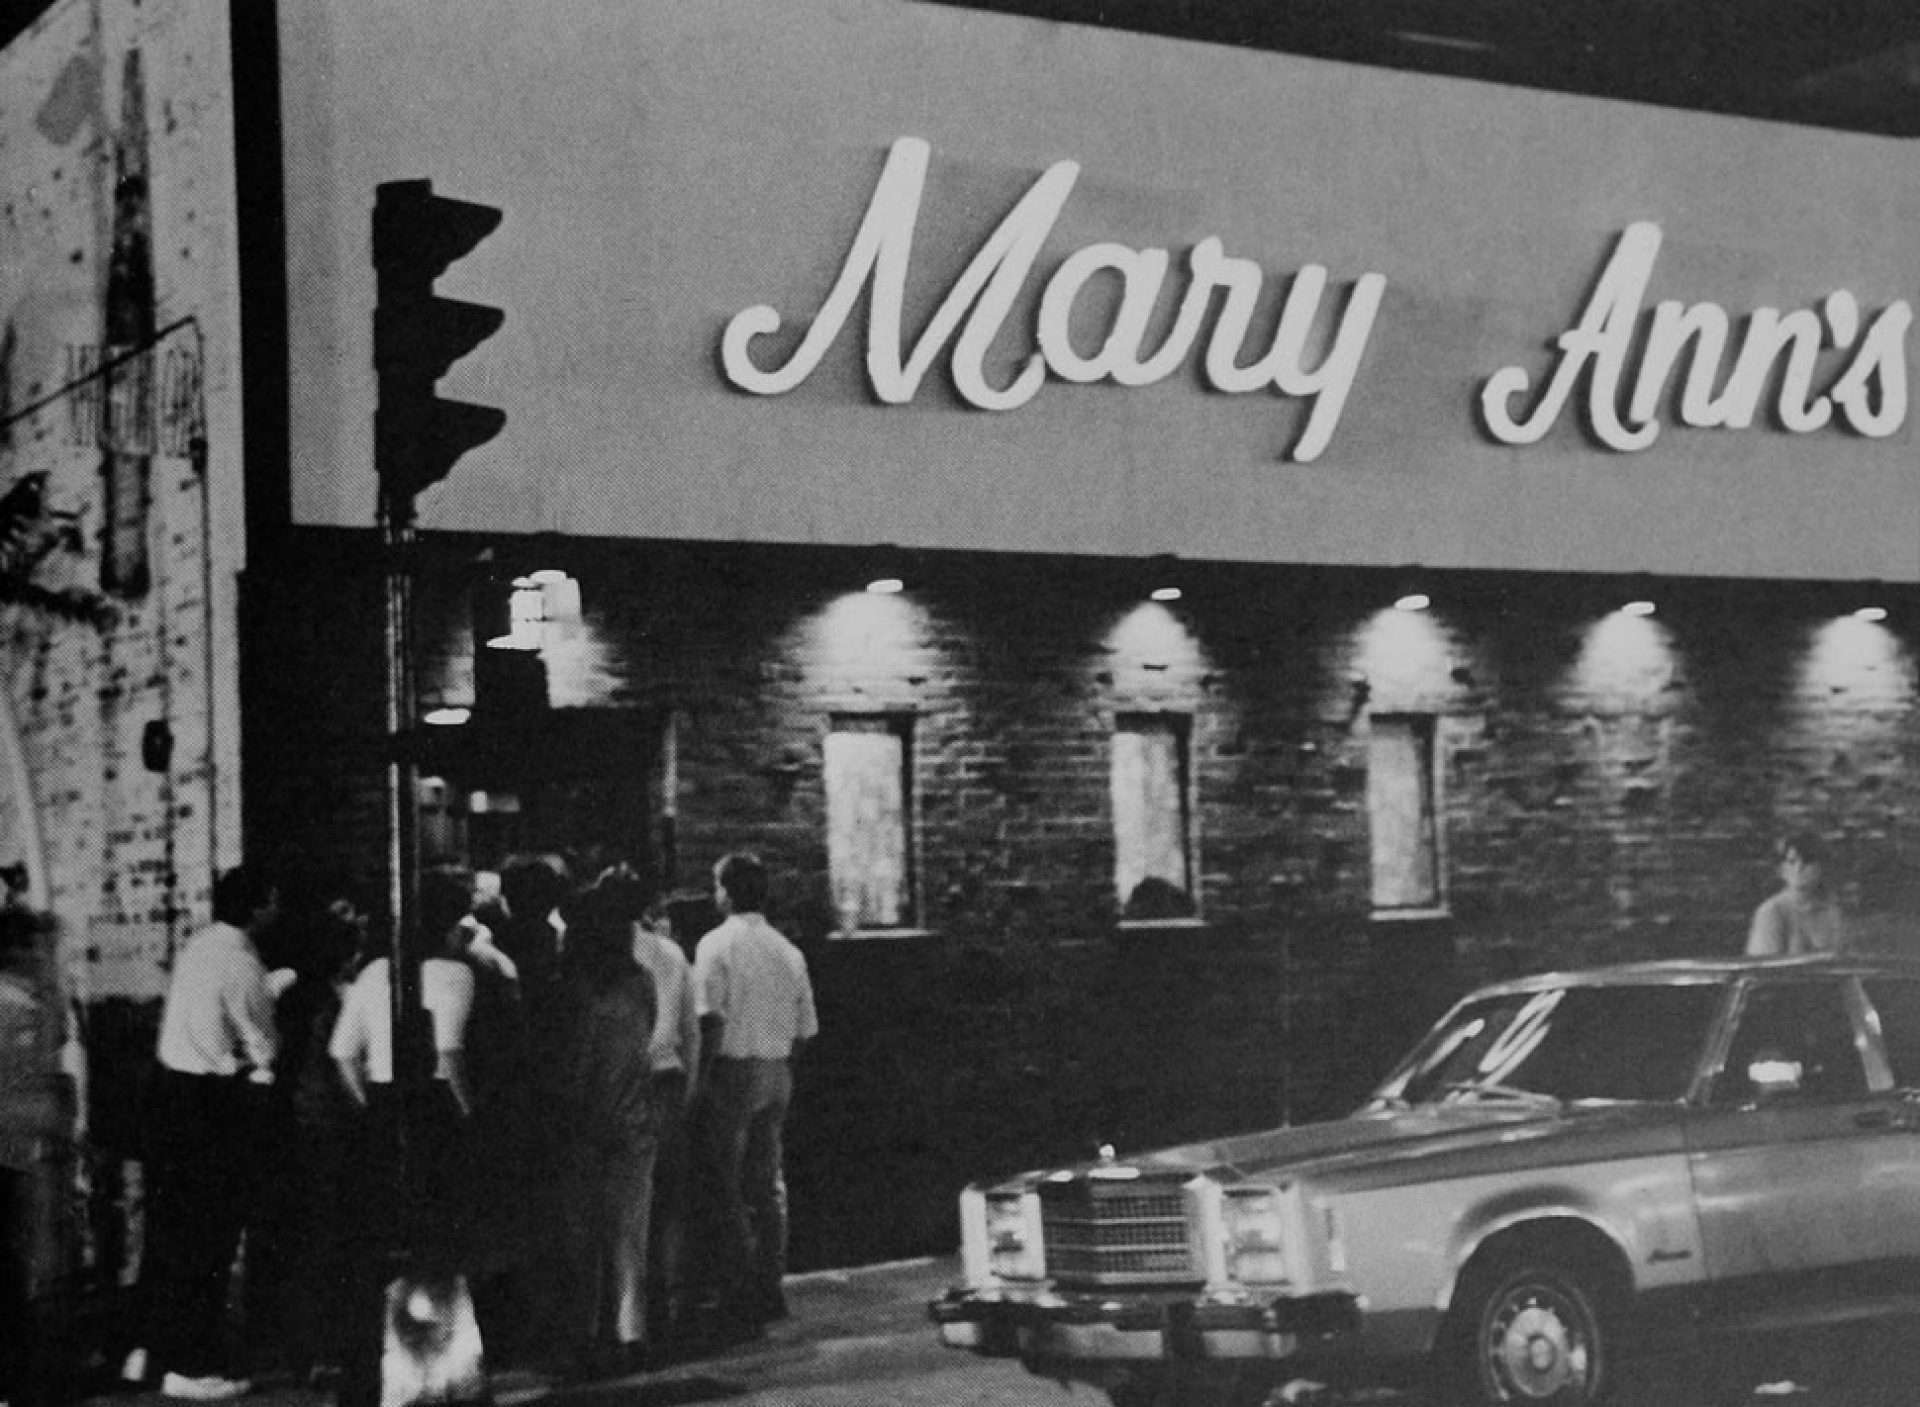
[1016,1100,1689,1191]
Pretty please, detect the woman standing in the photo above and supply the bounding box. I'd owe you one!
[556,884,661,1375]
[1746,833,1848,956]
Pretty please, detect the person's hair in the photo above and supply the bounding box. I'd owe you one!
[592,863,652,924]
[211,866,277,927]
[714,852,769,913]
[564,883,635,988]
[501,854,566,921]
[418,869,475,945]
[1779,832,1831,868]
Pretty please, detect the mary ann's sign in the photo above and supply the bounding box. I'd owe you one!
[279,0,1920,582]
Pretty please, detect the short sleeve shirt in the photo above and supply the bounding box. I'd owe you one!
[692,914,818,1059]
[156,922,279,1079]
[631,925,699,1075]
[329,956,475,1084]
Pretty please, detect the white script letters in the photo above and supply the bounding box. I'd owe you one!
[1482,222,1911,450]
[721,137,1388,463]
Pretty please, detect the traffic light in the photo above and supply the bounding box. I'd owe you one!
[372,179,506,504]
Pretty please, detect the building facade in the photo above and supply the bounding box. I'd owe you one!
[5,0,1920,1285]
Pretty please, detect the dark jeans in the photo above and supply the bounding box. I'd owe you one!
[691,1057,791,1318]
[140,1069,261,1378]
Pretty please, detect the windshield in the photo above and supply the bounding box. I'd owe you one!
[1376,982,1724,1107]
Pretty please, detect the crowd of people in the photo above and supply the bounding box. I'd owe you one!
[117,849,818,1405]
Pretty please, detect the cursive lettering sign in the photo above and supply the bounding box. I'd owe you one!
[1481,222,1911,450]
[721,137,1387,463]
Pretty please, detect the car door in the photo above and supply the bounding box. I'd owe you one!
[1850,976,1920,1280]
[1685,976,1885,1323]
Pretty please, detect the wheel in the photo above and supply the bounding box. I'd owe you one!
[1441,1261,1612,1406]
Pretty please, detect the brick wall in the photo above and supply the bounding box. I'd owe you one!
[250,530,1920,1267]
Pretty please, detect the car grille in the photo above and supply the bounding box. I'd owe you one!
[1039,1176,1200,1285]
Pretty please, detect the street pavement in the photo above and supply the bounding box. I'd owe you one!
[84,1257,1920,1407]
[91,1257,974,1407]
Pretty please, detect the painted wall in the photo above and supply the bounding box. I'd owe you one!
[280,0,1919,580]
[1,0,247,994]
[0,0,248,1306]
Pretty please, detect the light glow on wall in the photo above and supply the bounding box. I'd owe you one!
[1356,604,1451,695]
[1571,609,1674,700]
[1106,600,1204,676]
[812,588,927,676]
[1798,613,1912,706]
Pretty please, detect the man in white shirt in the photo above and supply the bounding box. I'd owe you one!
[629,889,700,1340]
[129,866,281,1401]
[690,853,817,1338]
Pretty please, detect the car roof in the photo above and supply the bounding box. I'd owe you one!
[1468,952,1920,999]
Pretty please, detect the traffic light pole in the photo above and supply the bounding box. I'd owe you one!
[380,480,421,1244]
[366,178,505,1407]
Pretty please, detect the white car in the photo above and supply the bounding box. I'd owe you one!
[931,954,1920,1406]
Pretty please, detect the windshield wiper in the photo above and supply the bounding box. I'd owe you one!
[1439,1080,1563,1110]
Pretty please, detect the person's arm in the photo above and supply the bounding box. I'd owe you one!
[1746,897,1788,956]
[693,939,724,1083]
[436,961,478,1117]
[791,964,818,1066]
[328,966,372,1107]
[677,967,702,1103]
[441,1047,476,1119]
[228,950,281,1083]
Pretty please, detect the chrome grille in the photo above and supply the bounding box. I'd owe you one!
[1040,1177,1199,1285]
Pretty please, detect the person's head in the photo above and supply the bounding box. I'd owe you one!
[564,882,633,987]
[713,852,769,916]
[212,866,280,932]
[1777,833,1831,894]
[591,863,651,925]
[418,869,476,952]
[501,854,566,924]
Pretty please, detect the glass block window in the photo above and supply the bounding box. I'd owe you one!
[825,715,914,931]
[1112,713,1196,920]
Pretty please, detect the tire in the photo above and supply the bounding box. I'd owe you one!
[1439,1261,1613,1407]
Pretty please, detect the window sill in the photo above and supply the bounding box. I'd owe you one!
[830,926,937,943]
[1370,907,1451,923]
[1116,917,1211,934]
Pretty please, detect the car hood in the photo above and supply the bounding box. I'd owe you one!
[1007,1101,1688,1193]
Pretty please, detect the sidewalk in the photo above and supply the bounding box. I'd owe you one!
[90,1258,961,1407]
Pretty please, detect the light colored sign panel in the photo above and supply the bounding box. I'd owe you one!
[282,0,1920,580]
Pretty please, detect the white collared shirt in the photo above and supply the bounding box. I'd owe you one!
[156,921,279,1080]
[693,913,817,1059]
[632,923,699,1076]
[328,956,475,1084]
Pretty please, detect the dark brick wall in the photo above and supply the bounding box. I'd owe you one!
[246,530,1920,1268]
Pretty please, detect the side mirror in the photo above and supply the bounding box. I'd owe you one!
[1746,1052,1804,1098]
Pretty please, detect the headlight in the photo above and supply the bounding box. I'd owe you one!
[1221,1185,1288,1285]
[985,1189,1045,1281]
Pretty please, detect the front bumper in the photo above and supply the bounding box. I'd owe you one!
[929,1285,1361,1367]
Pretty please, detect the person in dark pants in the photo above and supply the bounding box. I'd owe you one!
[687,854,817,1340]
[554,884,660,1375]
[124,867,282,1402]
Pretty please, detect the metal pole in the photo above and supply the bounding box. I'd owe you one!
[380,482,420,1245]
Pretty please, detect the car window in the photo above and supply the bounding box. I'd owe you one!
[1862,978,1920,1090]
[1717,981,1867,1104]
[1386,984,1721,1105]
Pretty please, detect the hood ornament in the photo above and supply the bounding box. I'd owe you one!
[1088,1140,1142,1181]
